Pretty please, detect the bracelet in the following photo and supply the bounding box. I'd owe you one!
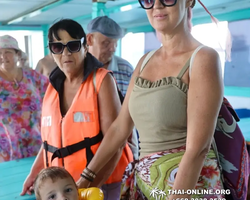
[84,167,96,179]
[82,171,94,181]
[85,167,96,177]
[80,173,93,182]
[82,170,95,182]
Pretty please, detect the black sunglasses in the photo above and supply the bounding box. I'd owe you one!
[49,37,84,54]
[138,0,177,9]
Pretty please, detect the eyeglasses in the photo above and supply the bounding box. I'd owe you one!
[138,0,177,9]
[49,37,84,54]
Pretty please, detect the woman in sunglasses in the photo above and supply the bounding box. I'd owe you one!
[76,0,225,200]
[0,35,48,162]
[21,19,133,200]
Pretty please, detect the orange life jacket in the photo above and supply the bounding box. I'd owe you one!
[41,68,133,184]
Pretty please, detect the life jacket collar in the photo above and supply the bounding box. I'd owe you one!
[49,52,103,93]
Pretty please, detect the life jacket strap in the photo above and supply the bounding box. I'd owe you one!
[43,141,50,167]
[43,131,103,167]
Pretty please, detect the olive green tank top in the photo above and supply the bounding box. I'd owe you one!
[129,46,204,158]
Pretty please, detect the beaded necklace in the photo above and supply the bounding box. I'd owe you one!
[0,67,22,90]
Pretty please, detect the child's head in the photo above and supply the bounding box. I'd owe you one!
[34,167,78,200]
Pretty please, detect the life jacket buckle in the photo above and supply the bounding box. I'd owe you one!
[58,146,72,158]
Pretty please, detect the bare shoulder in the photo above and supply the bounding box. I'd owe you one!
[37,55,54,67]
[98,73,119,103]
[38,57,48,65]
[35,59,42,70]
[191,46,221,78]
[36,58,46,70]
[101,72,116,87]
[99,71,117,91]
[193,46,220,69]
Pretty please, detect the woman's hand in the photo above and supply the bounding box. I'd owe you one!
[20,173,36,195]
[76,176,91,189]
[20,145,44,196]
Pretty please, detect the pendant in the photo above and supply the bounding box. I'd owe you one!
[13,82,19,90]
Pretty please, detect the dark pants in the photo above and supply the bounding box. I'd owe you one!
[101,182,121,200]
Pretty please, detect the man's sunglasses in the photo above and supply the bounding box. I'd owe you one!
[138,0,177,9]
[49,37,84,54]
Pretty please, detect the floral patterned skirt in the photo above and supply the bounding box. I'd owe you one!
[120,146,225,200]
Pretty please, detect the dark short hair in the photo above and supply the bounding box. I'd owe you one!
[48,19,86,46]
[34,166,77,200]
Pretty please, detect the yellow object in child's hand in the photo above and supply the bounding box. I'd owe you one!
[78,187,104,200]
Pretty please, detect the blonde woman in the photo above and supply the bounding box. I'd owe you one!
[76,0,225,200]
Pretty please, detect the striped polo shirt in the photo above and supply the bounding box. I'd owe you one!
[107,55,134,96]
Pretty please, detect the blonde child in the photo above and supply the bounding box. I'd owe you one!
[34,167,103,200]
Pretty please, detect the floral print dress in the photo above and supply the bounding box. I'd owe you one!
[0,68,48,162]
[120,146,225,200]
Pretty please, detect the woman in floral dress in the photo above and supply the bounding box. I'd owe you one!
[0,35,48,162]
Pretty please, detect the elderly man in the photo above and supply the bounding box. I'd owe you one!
[87,16,139,161]
[87,16,133,96]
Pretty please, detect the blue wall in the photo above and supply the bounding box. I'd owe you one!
[224,20,250,87]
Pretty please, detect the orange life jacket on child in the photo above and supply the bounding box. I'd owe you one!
[41,67,133,184]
